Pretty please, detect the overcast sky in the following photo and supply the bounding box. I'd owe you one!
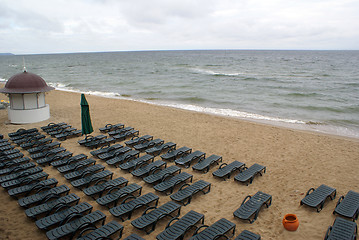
[1,0,359,54]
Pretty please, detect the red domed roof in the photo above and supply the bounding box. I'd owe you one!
[0,71,55,93]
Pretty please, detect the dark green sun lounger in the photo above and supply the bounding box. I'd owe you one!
[83,177,128,199]
[106,150,140,167]
[36,151,73,166]
[300,184,336,212]
[125,135,153,147]
[324,217,357,240]
[57,158,96,173]
[233,191,272,223]
[77,220,124,240]
[25,193,80,219]
[51,153,88,168]
[64,164,105,181]
[71,170,114,189]
[90,143,122,157]
[131,201,181,234]
[0,166,43,183]
[131,160,167,178]
[143,165,181,185]
[1,172,49,189]
[18,184,71,208]
[189,218,236,240]
[97,146,131,161]
[333,190,359,221]
[35,202,93,230]
[0,162,36,176]
[109,192,159,221]
[156,210,205,240]
[134,138,164,152]
[45,210,106,240]
[99,123,124,132]
[96,183,142,208]
[212,161,245,180]
[234,163,266,185]
[8,178,58,199]
[0,157,30,169]
[175,151,206,168]
[146,142,177,156]
[170,180,211,206]
[234,230,261,240]
[154,172,193,195]
[161,146,192,161]
[119,154,154,171]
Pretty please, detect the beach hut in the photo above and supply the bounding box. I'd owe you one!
[0,70,54,124]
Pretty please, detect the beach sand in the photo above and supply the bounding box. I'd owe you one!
[0,89,358,240]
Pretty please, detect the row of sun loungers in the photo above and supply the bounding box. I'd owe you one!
[3,123,358,239]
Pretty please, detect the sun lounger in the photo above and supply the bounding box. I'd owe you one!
[96,183,142,208]
[106,150,140,167]
[324,217,357,240]
[234,163,266,185]
[161,146,192,162]
[109,192,159,221]
[125,135,153,147]
[0,166,43,183]
[190,218,236,240]
[25,193,80,219]
[0,162,36,176]
[71,170,114,189]
[1,172,49,189]
[119,154,154,171]
[0,157,30,169]
[77,220,124,240]
[78,134,106,145]
[1,148,20,155]
[84,136,116,149]
[51,154,88,168]
[131,201,181,234]
[175,151,206,168]
[45,210,106,240]
[233,191,272,223]
[154,172,193,195]
[8,178,58,199]
[300,184,336,212]
[143,165,181,185]
[192,155,223,173]
[55,129,82,140]
[108,126,134,136]
[99,123,124,132]
[49,127,75,137]
[27,141,61,154]
[131,160,167,178]
[156,210,205,240]
[170,180,211,206]
[20,137,52,150]
[113,129,140,142]
[18,184,71,208]
[333,190,359,221]
[124,234,145,240]
[41,122,67,132]
[0,144,14,151]
[46,125,72,136]
[9,128,38,138]
[146,142,177,156]
[0,152,24,160]
[64,164,105,181]
[35,202,93,230]
[83,177,128,199]
[234,230,261,240]
[134,138,164,152]
[12,133,41,145]
[90,143,122,157]
[36,151,73,166]
[57,158,96,174]
[97,146,131,161]
[212,161,245,180]
[30,146,66,160]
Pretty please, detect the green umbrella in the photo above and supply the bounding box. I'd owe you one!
[80,94,93,135]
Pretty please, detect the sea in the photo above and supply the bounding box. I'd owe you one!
[0,50,358,139]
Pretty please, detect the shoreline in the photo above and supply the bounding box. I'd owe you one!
[1,89,359,239]
[50,85,359,141]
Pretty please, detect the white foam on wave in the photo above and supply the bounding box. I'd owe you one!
[0,78,6,82]
[192,68,241,76]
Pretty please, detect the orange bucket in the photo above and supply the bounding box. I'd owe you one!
[282,214,299,231]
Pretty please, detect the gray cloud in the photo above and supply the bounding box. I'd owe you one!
[0,0,358,54]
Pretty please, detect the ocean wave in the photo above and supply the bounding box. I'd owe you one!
[286,92,322,98]
[191,68,241,77]
[0,78,6,82]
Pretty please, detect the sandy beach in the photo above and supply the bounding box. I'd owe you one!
[0,89,358,240]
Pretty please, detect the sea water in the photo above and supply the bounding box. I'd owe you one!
[0,50,358,138]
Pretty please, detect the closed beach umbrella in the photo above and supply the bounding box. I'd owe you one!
[80,94,93,135]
